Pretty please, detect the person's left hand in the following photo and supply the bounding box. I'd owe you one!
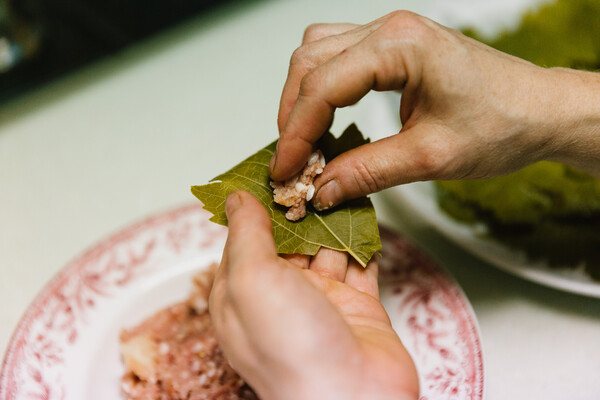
[209,191,419,400]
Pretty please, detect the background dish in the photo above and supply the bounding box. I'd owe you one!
[361,91,600,298]
[0,204,484,400]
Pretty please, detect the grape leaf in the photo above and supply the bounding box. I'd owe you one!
[191,124,381,267]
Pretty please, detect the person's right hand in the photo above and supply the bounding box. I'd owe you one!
[271,11,600,210]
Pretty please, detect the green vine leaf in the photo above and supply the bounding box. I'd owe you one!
[191,124,382,267]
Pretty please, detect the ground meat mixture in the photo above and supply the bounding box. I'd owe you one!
[119,264,258,400]
[270,150,326,221]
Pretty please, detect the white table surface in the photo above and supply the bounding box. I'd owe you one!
[1,0,599,399]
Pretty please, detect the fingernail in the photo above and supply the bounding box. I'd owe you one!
[226,191,243,217]
[314,179,342,211]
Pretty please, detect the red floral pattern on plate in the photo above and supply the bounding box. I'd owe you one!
[379,229,484,400]
[0,204,484,400]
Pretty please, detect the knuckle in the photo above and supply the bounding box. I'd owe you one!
[411,136,455,180]
[386,10,424,28]
[380,10,433,42]
[303,23,328,43]
[413,148,443,179]
[351,159,388,194]
[298,69,322,97]
[290,44,312,68]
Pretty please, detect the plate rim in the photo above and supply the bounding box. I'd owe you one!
[0,203,203,396]
[378,226,486,400]
[385,181,600,298]
[1,203,485,400]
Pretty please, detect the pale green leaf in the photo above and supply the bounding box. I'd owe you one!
[191,124,381,267]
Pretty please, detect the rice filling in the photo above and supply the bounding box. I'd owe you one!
[270,150,326,221]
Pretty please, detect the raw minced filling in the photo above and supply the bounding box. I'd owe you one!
[271,150,326,221]
[119,264,257,400]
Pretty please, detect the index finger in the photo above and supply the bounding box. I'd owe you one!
[271,36,406,181]
[277,23,362,133]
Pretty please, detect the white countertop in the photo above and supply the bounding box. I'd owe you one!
[1,0,599,399]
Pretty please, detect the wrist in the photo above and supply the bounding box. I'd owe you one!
[541,67,600,175]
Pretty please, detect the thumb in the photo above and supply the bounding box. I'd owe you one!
[224,191,278,269]
[312,123,450,210]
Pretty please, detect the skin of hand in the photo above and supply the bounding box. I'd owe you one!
[209,191,419,400]
[271,11,600,210]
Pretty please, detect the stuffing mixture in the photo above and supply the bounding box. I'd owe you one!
[119,264,257,400]
[271,150,326,221]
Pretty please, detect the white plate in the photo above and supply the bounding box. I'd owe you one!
[360,91,600,298]
[1,203,484,400]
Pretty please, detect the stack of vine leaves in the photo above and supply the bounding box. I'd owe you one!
[436,0,600,279]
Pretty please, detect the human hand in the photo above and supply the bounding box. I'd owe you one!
[209,191,419,400]
[271,11,600,210]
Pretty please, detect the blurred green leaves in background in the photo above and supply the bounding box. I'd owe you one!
[464,0,600,70]
[436,0,600,277]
